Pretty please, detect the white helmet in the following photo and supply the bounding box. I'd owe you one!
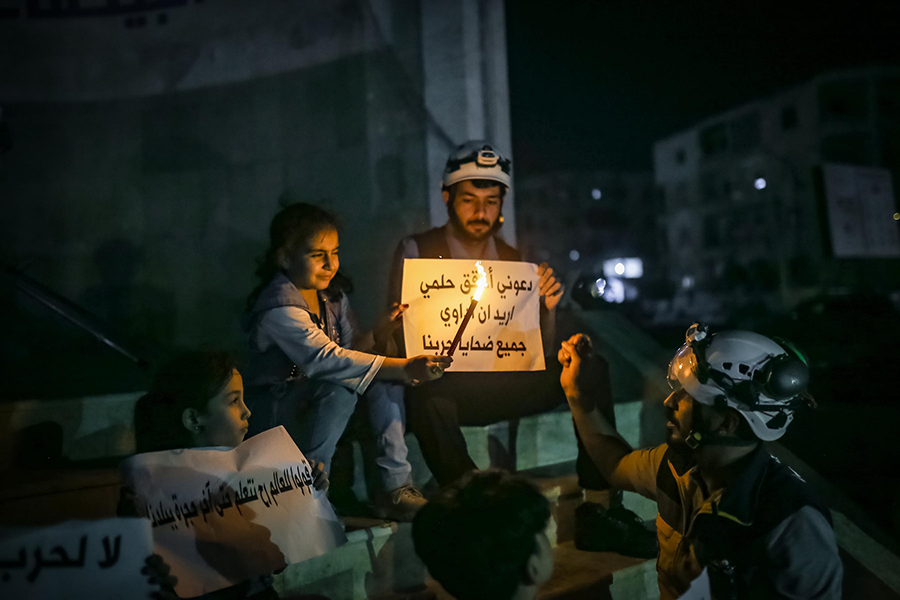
[667,323,813,444]
[442,140,511,189]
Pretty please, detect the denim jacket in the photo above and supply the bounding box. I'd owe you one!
[243,272,383,394]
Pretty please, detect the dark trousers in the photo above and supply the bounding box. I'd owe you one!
[407,358,615,490]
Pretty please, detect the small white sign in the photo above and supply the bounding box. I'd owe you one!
[121,426,347,598]
[822,163,900,258]
[0,518,156,600]
[681,567,712,600]
[401,259,545,372]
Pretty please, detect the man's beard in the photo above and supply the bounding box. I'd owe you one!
[448,206,498,242]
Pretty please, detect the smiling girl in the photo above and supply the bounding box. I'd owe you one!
[242,203,450,497]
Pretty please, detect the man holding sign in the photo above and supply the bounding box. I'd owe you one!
[384,141,656,558]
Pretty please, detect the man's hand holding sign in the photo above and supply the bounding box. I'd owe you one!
[401,258,546,371]
[537,262,564,312]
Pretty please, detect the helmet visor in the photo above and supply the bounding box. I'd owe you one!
[667,343,697,392]
[667,343,728,405]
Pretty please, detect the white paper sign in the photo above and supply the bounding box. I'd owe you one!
[822,163,900,258]
[121,426,347,598]
[680,567,712,600]
[401,259,545,371]
[0,518,156,600]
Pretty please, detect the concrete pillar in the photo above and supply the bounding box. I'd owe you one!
[420,0,516,244]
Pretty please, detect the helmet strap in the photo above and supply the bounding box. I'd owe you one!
[686,400,759,449]
[684,428,757,449]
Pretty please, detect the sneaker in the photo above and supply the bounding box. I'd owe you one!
[574,502,657,558]
[373,485,428,522]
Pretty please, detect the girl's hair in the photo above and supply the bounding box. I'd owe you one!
[246,202,349,310]
[134,351,238,453]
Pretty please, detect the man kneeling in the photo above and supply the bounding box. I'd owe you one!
[558,325,842,599]
[413,471,553,600]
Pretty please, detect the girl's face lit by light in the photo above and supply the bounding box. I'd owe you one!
[190,369,251,448]
[282,228,340,291]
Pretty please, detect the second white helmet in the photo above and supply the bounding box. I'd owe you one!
[667,323,812,442]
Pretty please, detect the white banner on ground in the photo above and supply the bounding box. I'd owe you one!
[121,426,347,598]
[401,259,545,371]
[681,567,712,600]
[0,518,156,600]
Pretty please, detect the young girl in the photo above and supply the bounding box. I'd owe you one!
[129,351,329,600]
[243,203,451,519]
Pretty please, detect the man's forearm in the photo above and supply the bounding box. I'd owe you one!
[566,391,635,491]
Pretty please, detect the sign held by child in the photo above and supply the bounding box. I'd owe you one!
[122,426,347,597]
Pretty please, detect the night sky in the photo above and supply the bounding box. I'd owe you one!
[506,0,900,173]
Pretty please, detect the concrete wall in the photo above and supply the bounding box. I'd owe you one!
[0,1,515,397]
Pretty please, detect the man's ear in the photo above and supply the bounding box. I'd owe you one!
[522,533,552,586]
[441,188,451,206]
[523,549,541,586]
[182,408,201,434]
[720,408,743,436]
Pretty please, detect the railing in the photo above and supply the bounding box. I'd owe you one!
[2,264,150,369]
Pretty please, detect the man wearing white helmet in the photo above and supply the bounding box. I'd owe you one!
[382,140,657,557]
[558,325,843,599]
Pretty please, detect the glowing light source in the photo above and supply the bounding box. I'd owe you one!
[681,276,695,289]
[472,261,488,301]
[448,261,488,356]
[754,178,767,190]
[603,258,643,279]
[569,250,580,261]
[603,278,625,303]
[591,278,607,298]
[894,212,900,221]
[591,188,602,200]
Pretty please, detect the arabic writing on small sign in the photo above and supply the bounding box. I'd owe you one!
[419,270,534,299]
[144,464,316,530]
[402,259,545,372]
[122,426,347,598]
[0,518,155,600]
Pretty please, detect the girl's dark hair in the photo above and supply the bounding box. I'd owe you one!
[246,202,349,310]
[134,351,238,453]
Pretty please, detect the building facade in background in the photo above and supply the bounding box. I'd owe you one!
[0,0,514,397]
[653,66,900,318]
[515,170,667,307]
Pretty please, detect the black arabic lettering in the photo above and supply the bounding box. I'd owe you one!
[97,535,121,569]
[258,484,271,508]
[423,334,439,351]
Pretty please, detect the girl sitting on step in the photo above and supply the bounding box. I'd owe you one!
[125,351,330,600]
[242,203,452,521]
